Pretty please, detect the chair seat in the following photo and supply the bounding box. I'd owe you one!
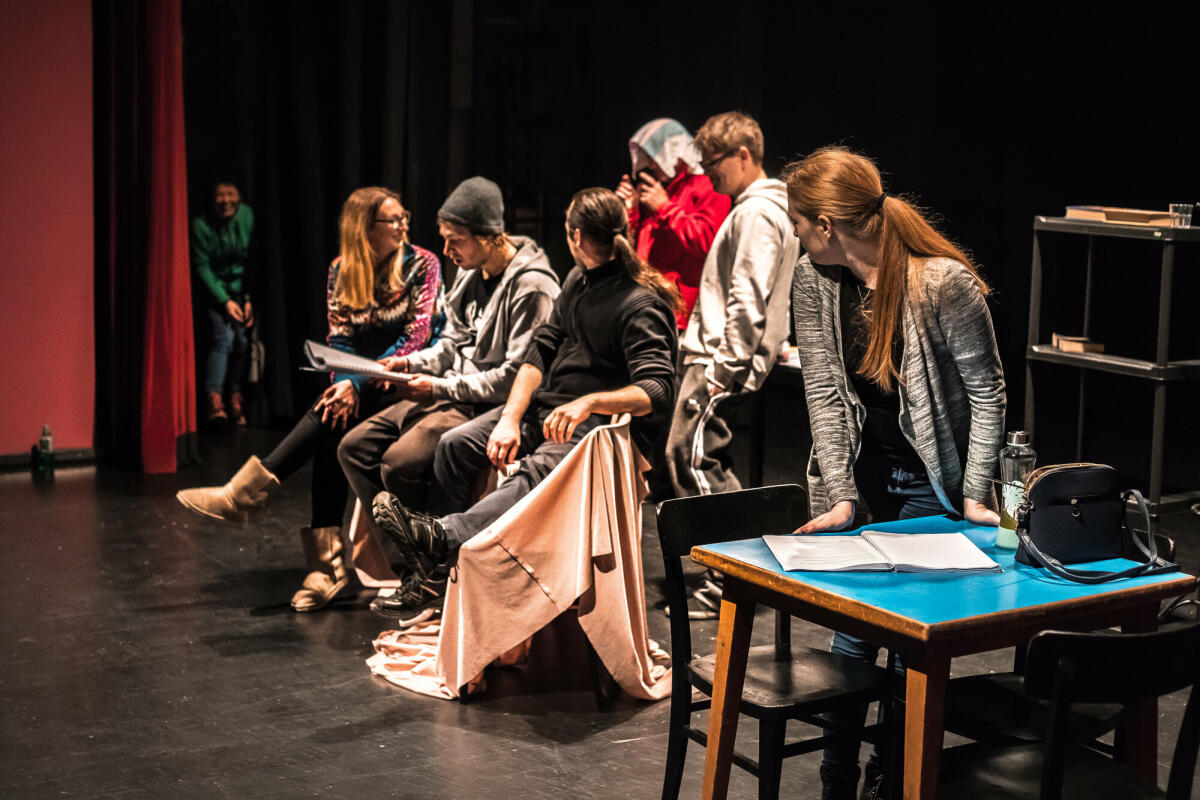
[939,741,1164,799]
[688,643,890,719]
[945,672,1123,744]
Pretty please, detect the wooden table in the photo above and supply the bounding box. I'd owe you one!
[690,515,1196,799]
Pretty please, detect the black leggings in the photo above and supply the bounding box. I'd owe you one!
[261,389,387,528]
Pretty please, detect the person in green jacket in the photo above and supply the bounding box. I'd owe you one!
[192,179,255,425]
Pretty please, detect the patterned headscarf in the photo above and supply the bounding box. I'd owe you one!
[628,118,701,180]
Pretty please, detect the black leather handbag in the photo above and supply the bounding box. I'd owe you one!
[1014,463,1178,584]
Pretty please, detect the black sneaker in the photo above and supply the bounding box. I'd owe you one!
[370,567,449,621]
[372,491,449,580]
[663,570,723,620]
[690,570,724,618]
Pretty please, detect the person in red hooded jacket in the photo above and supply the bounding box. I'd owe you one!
[616,118,731,329]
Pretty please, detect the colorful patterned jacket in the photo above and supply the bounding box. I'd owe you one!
[326,242,445,392]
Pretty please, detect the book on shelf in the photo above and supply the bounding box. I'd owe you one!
[1051,332,1105,353]
[762,530,1001,573]
[301,340,412,382]
[1064,206,1173,226]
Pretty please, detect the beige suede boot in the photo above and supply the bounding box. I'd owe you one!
[176,455,280,523]
[291,526,348,612]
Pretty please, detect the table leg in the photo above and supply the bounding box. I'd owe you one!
[700,579,756,800]
[902,652,949,799]
[1117,604,1160,781]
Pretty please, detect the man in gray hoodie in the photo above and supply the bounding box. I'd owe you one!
[666,112,800,499]
[338,177,560,613]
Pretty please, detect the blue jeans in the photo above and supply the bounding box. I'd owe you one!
[821,457,944,781]
[205,305,248,394]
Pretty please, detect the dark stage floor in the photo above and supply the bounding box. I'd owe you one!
[3,424,1198,798]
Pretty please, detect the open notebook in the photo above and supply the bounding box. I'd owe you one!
[763,531,1001,573]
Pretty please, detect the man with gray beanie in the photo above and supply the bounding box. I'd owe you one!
[338,176,560,618]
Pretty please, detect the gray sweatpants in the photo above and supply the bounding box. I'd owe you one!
[665,362,747,497]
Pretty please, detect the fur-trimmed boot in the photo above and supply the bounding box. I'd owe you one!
[291,526,348,612]
[176,455,280,523]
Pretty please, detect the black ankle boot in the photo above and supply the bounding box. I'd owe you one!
[820,764,860,800]
[858,759,885,800]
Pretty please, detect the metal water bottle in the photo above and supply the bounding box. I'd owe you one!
[996,431,1036,549]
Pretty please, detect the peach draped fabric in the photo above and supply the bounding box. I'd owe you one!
[366,416,672,701]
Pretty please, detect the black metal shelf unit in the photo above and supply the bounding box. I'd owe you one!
[1025,216,1200,522]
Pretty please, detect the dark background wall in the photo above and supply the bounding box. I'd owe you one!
[181,0,1199,491]
[0,0,94,456]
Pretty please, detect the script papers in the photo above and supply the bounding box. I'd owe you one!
[763,531,1001,573]
[302,340,412,383]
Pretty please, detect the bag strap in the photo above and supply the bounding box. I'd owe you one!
[1015,489,1178,585]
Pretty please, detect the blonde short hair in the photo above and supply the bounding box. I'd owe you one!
[694,111,764,165]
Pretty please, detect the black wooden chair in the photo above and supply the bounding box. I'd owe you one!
[938,622,1200,799]
[656,484,893,800]
[943,533,1177,746]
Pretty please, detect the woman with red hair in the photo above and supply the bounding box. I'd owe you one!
[784,147,1005,799]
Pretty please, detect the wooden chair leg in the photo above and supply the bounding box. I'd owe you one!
[757,718,785,800]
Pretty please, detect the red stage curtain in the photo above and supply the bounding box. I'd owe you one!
[140,0,194,473]
[94,0,195,473]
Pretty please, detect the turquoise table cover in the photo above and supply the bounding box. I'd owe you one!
[697,514,1190,627]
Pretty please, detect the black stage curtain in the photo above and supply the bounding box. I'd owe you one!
[182,0,453,422]
[181,0,1199,490]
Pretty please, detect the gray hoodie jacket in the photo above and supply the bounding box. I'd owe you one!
[405,235,560,404]
[680,178,800,392]
[792,254,1006,518]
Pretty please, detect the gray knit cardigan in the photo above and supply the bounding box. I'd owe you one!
[790,254,1006,519]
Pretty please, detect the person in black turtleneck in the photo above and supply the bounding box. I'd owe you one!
[370,187,680,617]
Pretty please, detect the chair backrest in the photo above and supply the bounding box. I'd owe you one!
[654,485,808,676]
[656,484,808,560]
[1023,623,1200,800]
[1024,624,1200,703]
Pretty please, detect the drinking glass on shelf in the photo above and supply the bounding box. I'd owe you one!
[1169,203,1194,228]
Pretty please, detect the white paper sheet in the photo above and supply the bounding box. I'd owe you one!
[303,340,412,382]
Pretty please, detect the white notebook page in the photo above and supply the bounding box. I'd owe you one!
[762,535,891,572]
[863,531,999,572]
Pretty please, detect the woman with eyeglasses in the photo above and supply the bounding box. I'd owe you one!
[783,147,1004,799]
[177,186,445,612]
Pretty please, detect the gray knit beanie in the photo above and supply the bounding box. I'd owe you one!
[437,176,504,235]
